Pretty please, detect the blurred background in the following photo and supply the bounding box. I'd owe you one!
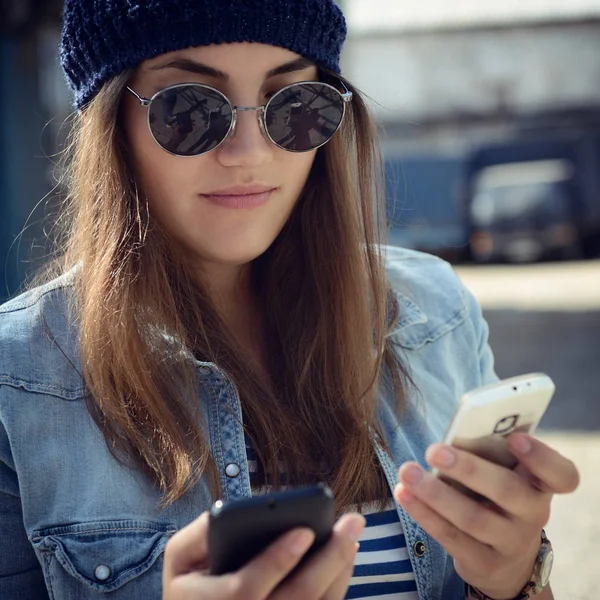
[1,1,599,597]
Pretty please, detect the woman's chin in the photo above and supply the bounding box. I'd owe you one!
[190,238,277,267]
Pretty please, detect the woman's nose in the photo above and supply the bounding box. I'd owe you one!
[216,108,273,168]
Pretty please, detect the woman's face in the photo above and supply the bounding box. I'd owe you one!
[122,43,319,269]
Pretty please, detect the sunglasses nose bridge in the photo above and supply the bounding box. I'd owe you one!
[229,105,268,140]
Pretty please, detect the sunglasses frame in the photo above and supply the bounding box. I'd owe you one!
[126,79,353,157]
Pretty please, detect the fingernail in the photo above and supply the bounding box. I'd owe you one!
[433,447,456,468]
[511,435,533,454]
[288,529,315,556]
[395,484,416,504]
[336,515,366,542]
[402,465,424,486]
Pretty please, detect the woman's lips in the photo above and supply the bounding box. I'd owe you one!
[201,189,275,209]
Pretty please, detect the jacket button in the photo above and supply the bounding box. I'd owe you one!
[413,541,426,557]
[200,366,213,376]
[94,564,111,581]
[225,463,241,478]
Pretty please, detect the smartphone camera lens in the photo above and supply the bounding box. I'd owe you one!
[494,414,519,435]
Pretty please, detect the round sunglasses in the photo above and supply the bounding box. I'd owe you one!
[126,80,353,157]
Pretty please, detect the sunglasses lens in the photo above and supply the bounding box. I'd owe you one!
[148,85,232,156]
[265,83,345,152]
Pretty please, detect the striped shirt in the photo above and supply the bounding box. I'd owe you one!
[246,441,419,600]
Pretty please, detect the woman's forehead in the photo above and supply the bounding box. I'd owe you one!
[140,42,316,80]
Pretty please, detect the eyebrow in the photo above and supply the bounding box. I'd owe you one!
[148,56,316,80]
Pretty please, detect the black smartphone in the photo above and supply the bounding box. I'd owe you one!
[208,484,336,576]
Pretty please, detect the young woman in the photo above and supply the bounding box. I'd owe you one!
[0,1,579,599]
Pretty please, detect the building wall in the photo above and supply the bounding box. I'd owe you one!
[343,21,600,123]
[0,26,66,302]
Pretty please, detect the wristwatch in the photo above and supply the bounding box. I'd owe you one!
[465,530,554,599]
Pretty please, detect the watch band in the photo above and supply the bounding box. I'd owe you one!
[465,582,535,599]
[464,530,551,600]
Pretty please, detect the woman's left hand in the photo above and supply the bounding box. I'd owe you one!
[393,433,580,599]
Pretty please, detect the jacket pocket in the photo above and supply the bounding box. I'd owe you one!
[30,520,176,596]
[387,288,467,350]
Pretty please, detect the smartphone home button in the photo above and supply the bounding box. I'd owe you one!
[225,463,241,478]
[493,415,519,435]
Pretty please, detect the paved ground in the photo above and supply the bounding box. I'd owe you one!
[535,432,600,600]
[455,260,600,312]
[455,260,600,431]
[455,260,600,599]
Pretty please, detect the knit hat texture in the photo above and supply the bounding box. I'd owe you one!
[60,0,347,109]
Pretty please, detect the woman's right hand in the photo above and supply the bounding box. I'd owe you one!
[162,510,365,600]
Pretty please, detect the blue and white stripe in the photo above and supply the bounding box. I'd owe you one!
[345,501,418,599]
[246,440,419,599]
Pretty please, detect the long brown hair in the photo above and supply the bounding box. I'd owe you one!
[41,66,407,512]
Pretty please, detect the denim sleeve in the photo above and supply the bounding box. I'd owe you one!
[0,419,48,599]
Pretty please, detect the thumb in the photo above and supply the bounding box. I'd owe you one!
[164,511,211,580]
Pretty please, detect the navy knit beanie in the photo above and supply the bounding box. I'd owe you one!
[60,0,347,110]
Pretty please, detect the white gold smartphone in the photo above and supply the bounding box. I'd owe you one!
[432,373,555,499]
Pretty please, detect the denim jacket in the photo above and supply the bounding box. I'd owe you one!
[0,247,498,600]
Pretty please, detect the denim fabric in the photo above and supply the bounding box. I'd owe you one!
[0,247,498,599]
